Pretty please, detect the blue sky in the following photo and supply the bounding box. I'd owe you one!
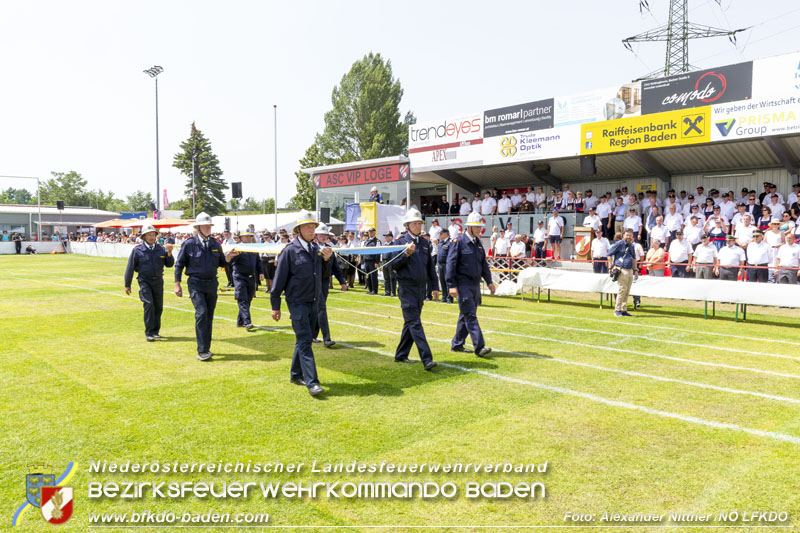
[0,0,798,207]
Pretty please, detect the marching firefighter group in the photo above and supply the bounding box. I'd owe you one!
[124,209,496,396]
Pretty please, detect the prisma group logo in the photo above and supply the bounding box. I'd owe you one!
[12,462,75,525]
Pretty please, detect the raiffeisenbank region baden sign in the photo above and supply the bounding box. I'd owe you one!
[408,51,800,170]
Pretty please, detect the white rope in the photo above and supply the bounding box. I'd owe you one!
[335,249,407,277]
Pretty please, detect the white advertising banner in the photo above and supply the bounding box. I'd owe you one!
[710,95,800,141]
[554,83,641,127]
[482,124,580,165]
[751,51,800,100]
[408,114,484,171]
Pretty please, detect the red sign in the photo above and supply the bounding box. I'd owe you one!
[313,164,409,189]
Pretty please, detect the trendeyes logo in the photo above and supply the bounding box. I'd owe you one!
[715,118,736,137]
[409,118,481,145]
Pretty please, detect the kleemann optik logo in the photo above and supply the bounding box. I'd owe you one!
[500,136,517,157]
[12,462,75,525]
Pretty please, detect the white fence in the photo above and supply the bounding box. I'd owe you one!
[0,241,64,254]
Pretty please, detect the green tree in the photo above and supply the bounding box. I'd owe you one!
[288,53,414,209]
[88,189,127,211]
[172,122,227,217]
[40,171,90,206]
[126,190,156,211]
[0,187,34,204]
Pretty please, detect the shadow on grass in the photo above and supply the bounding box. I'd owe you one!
[337,340,385,348]
[490,350,551,360]
[320,381,404,398]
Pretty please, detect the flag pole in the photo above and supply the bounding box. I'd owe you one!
[273,104,278,232]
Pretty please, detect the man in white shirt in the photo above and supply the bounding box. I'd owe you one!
[472,193,482,215]
[682,194,697,217]
[584,189,599,210]
[596,196,613,239]
[591,228,610,273]
[765,219,784,283]
[735,215,755,248]
[623,208,643,243]
[678,190,689,208]
[668,229,693,278]
[480,192,497,216]
[497,192,512,215]
[719,193,736,221]
[695,186,707,207]
[648,216,668,245]
[494,230,510,257]
[746,230,771,283]
[509,235,526,258]
[429,219,442,242]
[448,221,462,240]
[525,186,536,203]
[504,222,516,242]
[775,232,800,284]
[769,184,784,206]
[691,233,719,279]
[459,197,471,216]
[731,203,748,230]
[717,235,746,280]
[534,187,546,212]
[510,188,523,209]
[582,206,602,232]
[663,204,683,246]
[547,209,565,259]
[788,183,800,207]
[767,195,785,219]
[533,220,547,266]
[738,187,751,206]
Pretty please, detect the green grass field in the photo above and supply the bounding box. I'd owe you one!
[2,254,800,532]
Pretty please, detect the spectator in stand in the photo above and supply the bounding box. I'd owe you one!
[668,230,693,278]
[448,219,462,240]
[787,183,800,209]
[738,187,751,206]
[612,196,627,236]
[494,230,510,257]
[717,235,746,280]
[449,200,459,215]
[691,233,719,279]
[775,232,800,284]
[758,182,771,205]
[591,228,610,274]
[746,230,770,283]
[533,220,547,266]
[480,191,497,215]
[645,239,666,276]
[623,208,643,244]
[719,192,736,221]
[437,195,449,215]
[546,189,557,211]
[510,235,526,259]
[497,191,512,215]
[532,187,546,212]
[518,196,534,213]
[663,204,683,246]
[664,191,680,214]
[769,183,784,205]
[510,188,523,211]
[490,225,499,254]
[505,221,515,241]
[555,190,568,210]
[429,219,442,241]
[758,206,773,232]
[735,214,756,248]
[702,198,716,219]
[472,193,482,215]
[649,216,668,246]
[459,197,471,216]
[780,211,795,235]
[368,186,383,203]
[765,218,785,282]
[547,209,564,259]
[582,207,601,232]
[731,203,748,230]
[522,234,532,258]
[707,217,727,250]
[584,189,598,210]
[525,186,536,205]
[597,195,613,239]
[767,194,785,219]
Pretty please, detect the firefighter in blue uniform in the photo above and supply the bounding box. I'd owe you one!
[436,228,453,303]
[381,231,397,296]
[174,212,227,361]
[271,211,330,396]
[446,211,496,357]
[312,223,348,347]
[391,208,439,370]
[124,224,174,341]
[225,231,265,330]
[362,228,380,294]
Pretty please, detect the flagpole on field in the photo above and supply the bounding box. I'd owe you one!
[273,104,278,232]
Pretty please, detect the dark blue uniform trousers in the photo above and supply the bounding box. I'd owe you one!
[382,265,396,296]
[395,282,434,364]
[234,276,256,327]
[452,282,486,352]
[438,263,452,302]
[313,283,331,341]
[139,278,163,337]
[188,277,218,354]
[288,301,320,388]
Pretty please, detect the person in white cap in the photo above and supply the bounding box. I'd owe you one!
[446,211,495,356]
[225,231,265,330]
[390,208,439,370]
[124,224,174,342]
[271,210,332,396]
[174,212,228,361]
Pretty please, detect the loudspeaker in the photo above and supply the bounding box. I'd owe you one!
[231,182,242,199]
[225,218,231,231]
[580,155,596,176]
[56,200,64,210]
[320,207,330,223]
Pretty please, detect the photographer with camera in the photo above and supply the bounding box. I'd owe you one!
[607,229,638,317]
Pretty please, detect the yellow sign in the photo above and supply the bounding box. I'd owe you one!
[580,107,711,155]
[636,183,657,193]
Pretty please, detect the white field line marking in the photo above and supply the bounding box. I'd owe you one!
[9,274,800,446]
[324,303,800,381]
[328,296,800,362]
[335,291,800,346]
[13,266,799,346]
